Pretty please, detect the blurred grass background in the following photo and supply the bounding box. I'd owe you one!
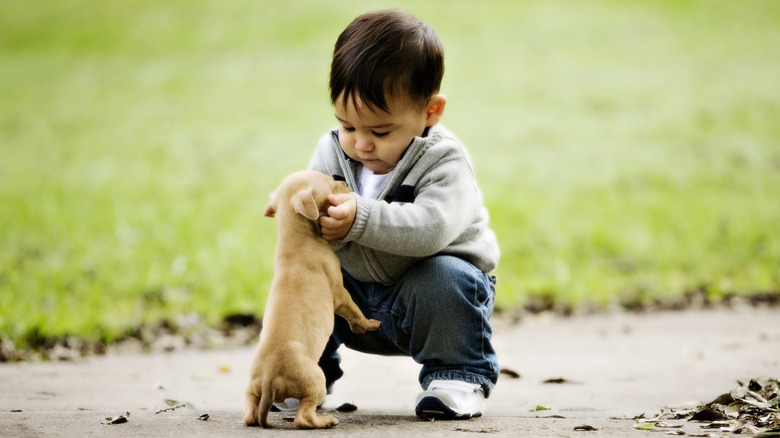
[1,0,779,348]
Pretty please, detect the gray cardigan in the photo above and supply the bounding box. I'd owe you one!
[308,124,500,284]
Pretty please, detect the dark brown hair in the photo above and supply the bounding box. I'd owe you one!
[329,10,444,112]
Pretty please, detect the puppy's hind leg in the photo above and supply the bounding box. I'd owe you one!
[294,395,338,429]
[293,365,337,429]
[333,286,381,334]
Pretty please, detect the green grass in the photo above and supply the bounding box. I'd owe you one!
[1,0,779,348]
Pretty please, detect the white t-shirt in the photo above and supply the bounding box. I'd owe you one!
[358,167,393,200]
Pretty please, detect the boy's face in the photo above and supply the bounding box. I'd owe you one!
[334,93,443,175]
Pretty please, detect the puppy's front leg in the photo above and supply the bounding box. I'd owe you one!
[333,286,381,334]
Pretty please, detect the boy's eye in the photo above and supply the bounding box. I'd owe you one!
[372,131,390,138]
[342,126,355,132]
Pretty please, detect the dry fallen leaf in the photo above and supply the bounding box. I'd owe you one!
[336,403,358,412]
[543,377,581,384]
[689,407,728,422]
[632,422,655,430]
[700,420,731,429]
[573,424,597,431]
[655,421,684,428]
[103,412,130,425]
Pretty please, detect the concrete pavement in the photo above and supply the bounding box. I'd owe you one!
[1,307,778,437]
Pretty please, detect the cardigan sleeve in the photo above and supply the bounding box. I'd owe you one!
[340,142,479,257]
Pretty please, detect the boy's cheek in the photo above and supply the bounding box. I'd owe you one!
[337,133,355,154]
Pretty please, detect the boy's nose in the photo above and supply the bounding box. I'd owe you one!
[355,134,373,152]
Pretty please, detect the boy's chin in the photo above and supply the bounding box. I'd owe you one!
[361,161,394,175]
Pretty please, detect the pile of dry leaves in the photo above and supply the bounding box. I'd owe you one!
[634,377,780,436]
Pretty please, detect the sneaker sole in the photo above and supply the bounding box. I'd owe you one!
[415,396,482,420]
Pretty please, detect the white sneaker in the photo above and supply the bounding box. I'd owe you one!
[270,398,299,412]
[415,380,485,419]
[272,396,333,412]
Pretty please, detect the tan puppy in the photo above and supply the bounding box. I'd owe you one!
[243,170,381,429]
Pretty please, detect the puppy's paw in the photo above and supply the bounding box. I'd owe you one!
[365,318,381,332]
[350,318,381,335]
[295,414,339,429]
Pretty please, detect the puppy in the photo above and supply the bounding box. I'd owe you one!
[243,170,381,429]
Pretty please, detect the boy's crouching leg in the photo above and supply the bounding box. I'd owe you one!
[394,256,499,396]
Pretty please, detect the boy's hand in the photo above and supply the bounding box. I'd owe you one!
[320,193,356,244]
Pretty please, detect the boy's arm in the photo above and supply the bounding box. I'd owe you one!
[340,155,481,257]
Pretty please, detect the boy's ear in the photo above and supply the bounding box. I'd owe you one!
[425,94,447,127]
[291,188,320,221]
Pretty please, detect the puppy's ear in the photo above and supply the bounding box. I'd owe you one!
[264,192,277,217]
[291,188,320,221]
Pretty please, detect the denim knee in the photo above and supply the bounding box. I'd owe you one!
[393,256,495,330]
[392,256,499,395]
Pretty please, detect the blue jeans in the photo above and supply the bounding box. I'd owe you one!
[319,255,499,396]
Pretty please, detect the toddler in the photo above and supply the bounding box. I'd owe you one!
[307,9,500,419]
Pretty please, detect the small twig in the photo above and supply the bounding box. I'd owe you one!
[155,404,186,414]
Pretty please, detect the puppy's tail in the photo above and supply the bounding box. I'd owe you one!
[258,378,276,428]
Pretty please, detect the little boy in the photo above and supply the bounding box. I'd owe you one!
[308,9,500,419]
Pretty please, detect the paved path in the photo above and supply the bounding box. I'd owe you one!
[1,308,778,437]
